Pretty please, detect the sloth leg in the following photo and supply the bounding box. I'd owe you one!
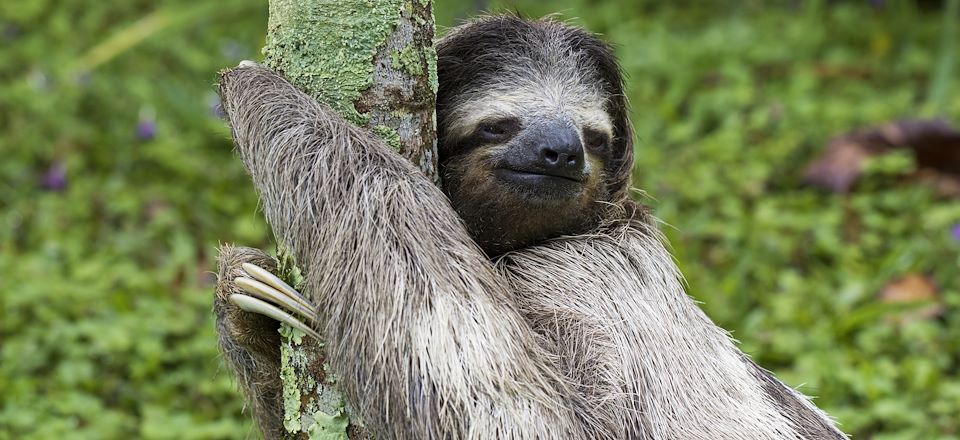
[213,245,286,439]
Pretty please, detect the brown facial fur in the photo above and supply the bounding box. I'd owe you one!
[443,145,606,255]
[436,16,634,254]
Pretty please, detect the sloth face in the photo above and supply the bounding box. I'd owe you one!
[440,86,615,255]
[436,16,633,255]
[444,82,614,200]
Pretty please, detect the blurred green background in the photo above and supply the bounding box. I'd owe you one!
[1,0,958,438]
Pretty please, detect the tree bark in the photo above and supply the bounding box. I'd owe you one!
[258,1,437,438]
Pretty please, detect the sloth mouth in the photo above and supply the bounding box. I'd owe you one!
[495,168,584,182]
[493,168,584,200]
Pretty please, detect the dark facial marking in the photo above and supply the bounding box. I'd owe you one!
[435,16,635,254]
[437,16,634,203]
[477,117,522,143]
[493,118,586,201]
[583,128,610,155]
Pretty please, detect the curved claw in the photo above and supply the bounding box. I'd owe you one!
[234,276,319,325]
[231,262,321,340]
[229,294,322,340]
[241,262,313,311]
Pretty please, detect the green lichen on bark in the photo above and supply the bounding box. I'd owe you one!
[277,248,305,291]
[280,324,307,433]
[390,46,423,76]
[280,323,351,439]
[372,125,402,151]
[263,0,405,125]
[423,5,438,94]
[277,251,309,434]
[426,46,438,94]
[263,1,437,438]
[306,406,350,440]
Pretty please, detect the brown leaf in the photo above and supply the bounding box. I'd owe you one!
[803,119,960,193]
[803,140,878,192]
[897,120,960,174]
[878,274,943,323]
[916,169,960,198]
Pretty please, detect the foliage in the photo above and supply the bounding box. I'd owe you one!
[1,1,957,439]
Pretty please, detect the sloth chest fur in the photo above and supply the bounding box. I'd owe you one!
[496,224,813,439]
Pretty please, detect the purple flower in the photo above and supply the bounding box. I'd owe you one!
[3,23,20,42]
[136,119,156,141]
[28,69,50,91]
[220,40,246,60]
[39,162,67,191]
[952,224,960,242]
[209,95,225,119]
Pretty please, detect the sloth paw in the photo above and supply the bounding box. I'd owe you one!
[231,262,321,340]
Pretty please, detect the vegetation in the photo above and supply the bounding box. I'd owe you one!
[1,1,957,438]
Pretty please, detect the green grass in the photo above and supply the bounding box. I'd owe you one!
[1,1,958,438]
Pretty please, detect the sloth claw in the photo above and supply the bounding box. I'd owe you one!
[241,262,312,310]
[230,262,321,340]
[229,294,321,340]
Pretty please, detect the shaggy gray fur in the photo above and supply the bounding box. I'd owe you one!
[214,245,284,438]
[214,17,846,440]
[497,219,845,439]
[218,65,603,439]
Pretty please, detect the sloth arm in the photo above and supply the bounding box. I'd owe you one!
[496,219,847,440]
[216,64,597,439]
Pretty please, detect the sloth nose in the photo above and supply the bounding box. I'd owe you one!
[537,127,583,176]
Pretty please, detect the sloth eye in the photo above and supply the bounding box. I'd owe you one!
[584,129,610,152]
[477,118,521,142]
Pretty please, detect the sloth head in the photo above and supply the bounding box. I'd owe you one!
[436,16,635,256]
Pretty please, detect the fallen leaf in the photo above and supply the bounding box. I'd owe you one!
[803,140,878,192]
[878,274,943,323]
[803,119,960,193]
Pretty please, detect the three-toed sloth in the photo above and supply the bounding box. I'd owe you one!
[214,15,847,440]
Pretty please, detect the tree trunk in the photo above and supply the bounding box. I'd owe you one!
[259,1,437,438]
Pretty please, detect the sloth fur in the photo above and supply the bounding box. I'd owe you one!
[214,15,847,440]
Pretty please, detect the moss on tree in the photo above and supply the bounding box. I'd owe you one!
[262,1,437,438]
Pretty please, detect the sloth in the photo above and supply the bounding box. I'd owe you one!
[214,15,847,440]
